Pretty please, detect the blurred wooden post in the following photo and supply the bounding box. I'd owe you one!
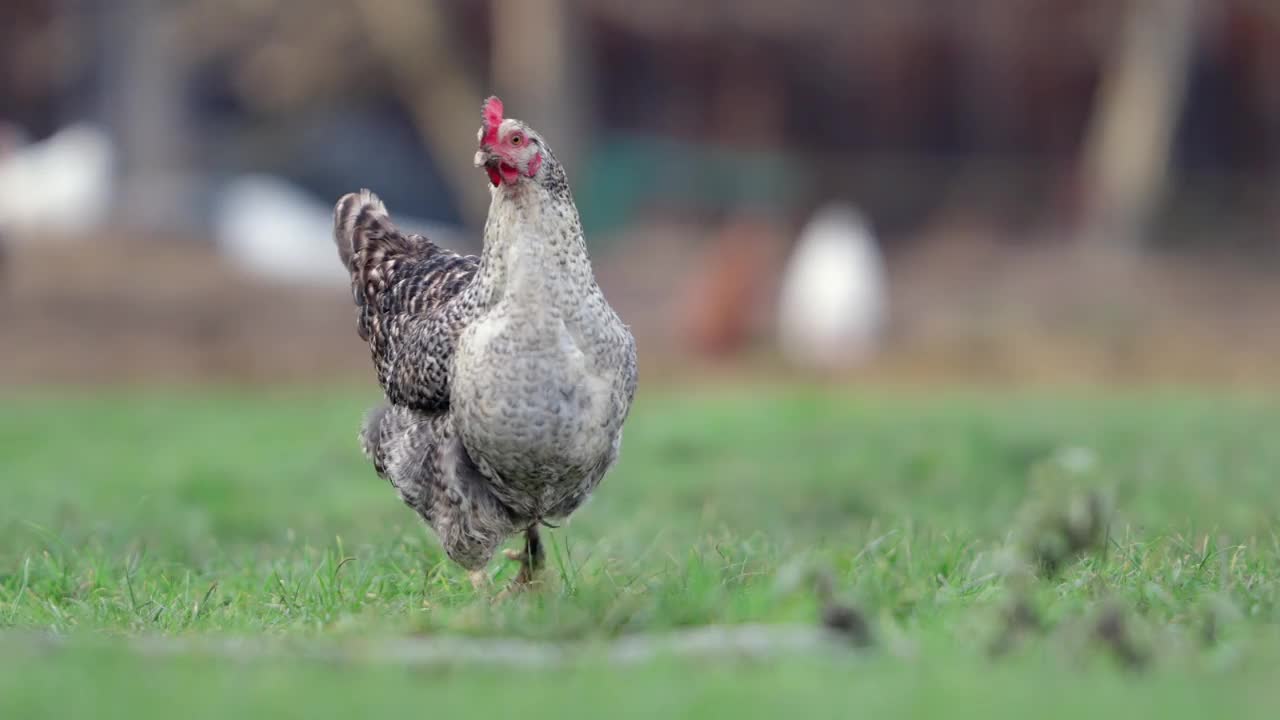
[351,0,490,230]
[98,0,194,232]
[491,0,584,177]
[1078,0,1199,251]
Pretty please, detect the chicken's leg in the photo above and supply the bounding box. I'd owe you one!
[500,525,545,591]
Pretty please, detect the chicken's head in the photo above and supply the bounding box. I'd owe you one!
[473,96,546,188]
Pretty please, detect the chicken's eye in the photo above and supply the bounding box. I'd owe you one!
[510,134,523,146]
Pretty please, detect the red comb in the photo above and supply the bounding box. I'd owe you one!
[481,96,504,145]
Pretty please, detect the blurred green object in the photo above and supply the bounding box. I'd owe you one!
[576,134,807,240]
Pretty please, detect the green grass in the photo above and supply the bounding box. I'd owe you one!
[2,385,1279,718]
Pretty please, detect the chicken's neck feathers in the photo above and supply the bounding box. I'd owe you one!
[473,175,594,315]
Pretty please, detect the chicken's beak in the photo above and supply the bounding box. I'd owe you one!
[476,148,507,187]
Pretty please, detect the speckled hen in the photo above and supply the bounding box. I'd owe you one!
[333,97,637,590]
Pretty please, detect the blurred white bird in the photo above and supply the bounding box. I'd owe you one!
[776,203,887,370]
[0,123,114,237]
[215,174,469,286]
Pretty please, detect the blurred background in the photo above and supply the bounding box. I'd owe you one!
[2,0,1278,387]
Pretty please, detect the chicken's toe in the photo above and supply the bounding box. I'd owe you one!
[496,526,546,594]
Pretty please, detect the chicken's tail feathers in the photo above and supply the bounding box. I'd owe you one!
[334,189,414,270]
[334,189,384,269]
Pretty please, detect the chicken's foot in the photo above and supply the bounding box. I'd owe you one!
[496,525,545,598]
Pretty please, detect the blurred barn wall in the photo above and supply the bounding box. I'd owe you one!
[2,0,1279,385]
